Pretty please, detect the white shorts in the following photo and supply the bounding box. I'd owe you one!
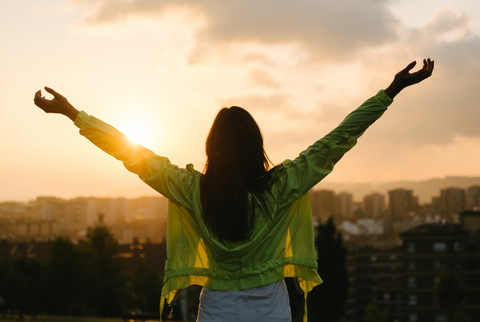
[196,280,292,322]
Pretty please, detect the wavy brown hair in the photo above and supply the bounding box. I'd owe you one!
[200,106,275,242]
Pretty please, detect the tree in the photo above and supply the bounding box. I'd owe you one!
[364,302,390,322]
[86,214,129,317]
[43,237,92,315]
[432,269,465,321]
[129,260,164,313]
[0,255,43,316]
[451,312,471,322]
[308,216,349,322]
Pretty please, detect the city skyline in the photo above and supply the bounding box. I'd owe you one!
[4,174,480,204]
[3,1,480,201]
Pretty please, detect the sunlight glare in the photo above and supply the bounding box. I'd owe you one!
[115,112,156,147]
[123,124,149,145]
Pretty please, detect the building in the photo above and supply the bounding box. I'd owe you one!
[0,202,34,220]
[439,187,466,221]
[0,196,169,243]
[336,192,353,218]
[129,196,168,221]
[344,245,403,322]
[388,189,418,219]
[310,189,336,220]
[465,186,480,211]
[400,220,480,322]
[111,218,167,244]
[364,193,385,218]
[430,197,441,217]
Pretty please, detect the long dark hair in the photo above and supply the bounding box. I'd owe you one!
[200,106,275,242]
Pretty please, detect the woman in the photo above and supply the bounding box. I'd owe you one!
[34,59,434,322]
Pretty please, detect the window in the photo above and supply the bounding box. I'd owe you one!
[435,312,448,322]
[407,260,416,271]
[408,277,417,288]
[433,242,447,253]
[407,242,416,254]
[408,294,418,306]
[454,241,463,252]
[434,259,447,270]
[409,312,418,322]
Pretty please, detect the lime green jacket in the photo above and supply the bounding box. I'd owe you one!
[74,90,392,318]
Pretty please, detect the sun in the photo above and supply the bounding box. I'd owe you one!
[123,125,149,145]
[116,115,155,147]
[111,103,159,147]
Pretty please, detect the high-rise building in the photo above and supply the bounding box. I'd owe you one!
[310,189,336,220]
[388,189,418,219]
[431,197,441,217]
[36,197,64,221]
[344,245,403,322]
[129,196,167,221]
[466,186,480,211]
[364,193,385,218]
[336,192,353,217]
[439,187,465,221]
[62,197,89,233]
[401,222,480,322]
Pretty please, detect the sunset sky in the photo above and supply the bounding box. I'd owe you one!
[2,0,480,202]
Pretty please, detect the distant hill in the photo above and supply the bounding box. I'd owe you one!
[316,176,480,204]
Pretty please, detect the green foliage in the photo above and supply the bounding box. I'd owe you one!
[307,216,349,322]
[128,260,164,313]
[0,214,165,318]
[451,312,471,322]
[85,215,128,317]
[0,255,43,311]
[364,302,389,322]
[43,237,93,315]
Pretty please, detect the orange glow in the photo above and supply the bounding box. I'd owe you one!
[123,124,150,146]
[112,253,134,258]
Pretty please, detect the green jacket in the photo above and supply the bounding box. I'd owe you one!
[74,90,392,320]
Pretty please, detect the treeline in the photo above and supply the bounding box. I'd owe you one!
[0,218,163,317]
[0,217,351,321]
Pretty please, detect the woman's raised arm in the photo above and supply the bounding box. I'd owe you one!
[33,87,197,210]
[273,58,434,207]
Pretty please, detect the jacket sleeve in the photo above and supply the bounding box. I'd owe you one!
[274,90,393,208]
[74,112,197,209]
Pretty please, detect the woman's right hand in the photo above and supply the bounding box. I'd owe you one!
[34,87,79,122]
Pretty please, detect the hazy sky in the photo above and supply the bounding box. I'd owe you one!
[2,0,480,201]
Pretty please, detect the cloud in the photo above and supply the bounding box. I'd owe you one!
[370,8,480,145]
[75,0,399,62]
[216,93,295,115]
[247,69,281,89]
[74,1,480,146]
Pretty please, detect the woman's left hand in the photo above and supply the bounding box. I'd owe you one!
[384,58,434,99]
